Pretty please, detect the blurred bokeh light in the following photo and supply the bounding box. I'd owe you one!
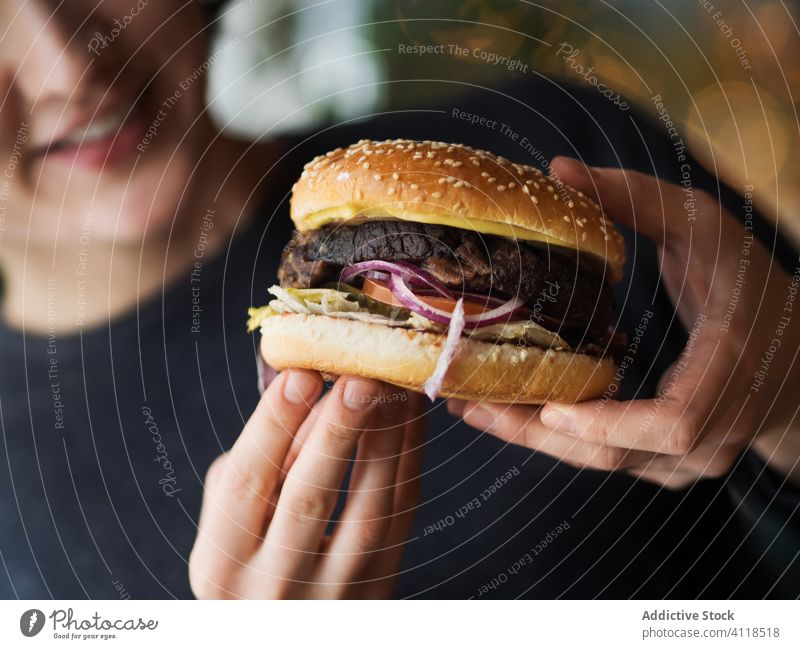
[211,0,800,246]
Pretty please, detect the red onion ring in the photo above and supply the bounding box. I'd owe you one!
[387,275,525,329]
[423,298,465,400]
[340,260,454,298]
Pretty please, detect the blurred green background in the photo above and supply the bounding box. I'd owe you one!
[209,0,800,247]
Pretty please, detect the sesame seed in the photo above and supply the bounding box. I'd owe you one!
[362,162,370,169]
[567,200,575,208]
[526,179,534,185]
[356,189,363,200]
[444,158,454,165]
[454,181,464,188]
[373,174,381,181]
[481,171,490,177]
[438,177,447,184]
[507,182,515,189]
[488,177,496,183]
[532,196,539,204]
[392,172,399,180]
[410,183,419,190]
[563,215,570,222]
[427,151,436,158]
[497,185,506,191]
[523,185,530,194]
[447,176,456,183]
[547,185,554,192]
[388,187,396,195]
[432,191,442,198]
[581,232,587,241]
[452,161,463,167]
[434,161,442,167]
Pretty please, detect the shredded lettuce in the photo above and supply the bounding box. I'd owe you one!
[247,305,277,333]
[248,286,408,331]
[247,285,571,351]
[469,319,571,350]
[320,282,410,319]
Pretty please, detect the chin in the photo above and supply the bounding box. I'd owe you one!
[97,150,197,243]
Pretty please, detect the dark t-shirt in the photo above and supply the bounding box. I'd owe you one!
[1,78,798,599]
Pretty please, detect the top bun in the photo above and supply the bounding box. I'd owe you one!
[291,139,625,281]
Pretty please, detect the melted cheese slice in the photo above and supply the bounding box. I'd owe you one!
[298,206,576,249]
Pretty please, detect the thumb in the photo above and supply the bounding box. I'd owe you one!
[550,156,699,249]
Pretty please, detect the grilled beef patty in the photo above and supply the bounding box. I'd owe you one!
[279,221,614,344]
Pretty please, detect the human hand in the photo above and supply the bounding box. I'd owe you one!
[189,370,424,598]
[449,157,800,489]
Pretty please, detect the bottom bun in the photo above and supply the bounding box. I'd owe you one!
[259,314,617,403]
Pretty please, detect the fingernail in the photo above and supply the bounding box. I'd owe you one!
[464,406,494,432]
[343,379,381,411]
[378,389,408,421]
[541,408,578,435]
[283,371,320,404]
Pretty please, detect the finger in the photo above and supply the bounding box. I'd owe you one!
[459,402,658,471]
[550,157,704,247]
[189,369,323,593]
[446,399,468,417]
[357,392,427,598]
[641,441,740,479]
[251,377,384,588]
[317,387,410,588]
[539,322,740,454]
[281,391,332,479]
[627,465,698,490]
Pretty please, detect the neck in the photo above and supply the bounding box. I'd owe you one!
[0,136,273,335]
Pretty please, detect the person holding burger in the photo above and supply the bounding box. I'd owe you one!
[0,0,797,600]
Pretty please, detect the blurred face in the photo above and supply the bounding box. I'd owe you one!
[0,0,213,245]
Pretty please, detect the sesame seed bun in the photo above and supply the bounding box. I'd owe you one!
[291,139,625,281]
[259,314,617,404]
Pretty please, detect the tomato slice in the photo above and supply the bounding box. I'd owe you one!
[361,277,493,316]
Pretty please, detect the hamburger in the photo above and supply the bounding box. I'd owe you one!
[248,139,625,403]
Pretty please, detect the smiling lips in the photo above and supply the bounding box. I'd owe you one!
[33,91,149,170]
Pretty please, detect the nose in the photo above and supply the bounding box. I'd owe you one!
[10,1,98,103]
